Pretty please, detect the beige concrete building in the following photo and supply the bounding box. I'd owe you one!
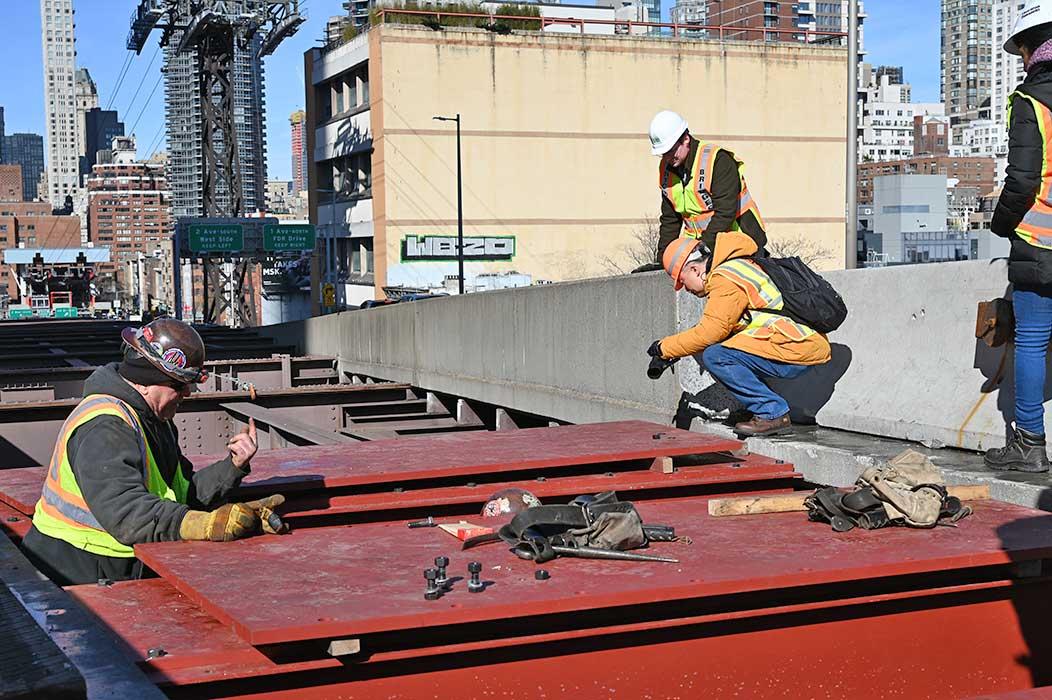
[306,23,849,308]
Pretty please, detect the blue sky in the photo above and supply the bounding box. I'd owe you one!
[0,0,940,181]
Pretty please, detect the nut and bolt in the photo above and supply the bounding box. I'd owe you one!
[424,568,441,600]
[434,556,450,587]
[467,561,484,593]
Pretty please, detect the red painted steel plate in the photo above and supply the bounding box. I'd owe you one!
[66,579,337,687]
[0,500,30,540]
[137,498,1052,646]
[282,454,798,521]
[0,466,46,515]
[972,689,1052,699]
[195,421,743,493]
[0,422,739,510]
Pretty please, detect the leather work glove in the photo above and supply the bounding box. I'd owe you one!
[243,494,289,535]
[179,502,261,542]
[647,340,664,358]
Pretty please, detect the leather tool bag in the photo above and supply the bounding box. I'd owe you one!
[806,450,972,532]
[976,298,1015,348]
[497,492,653,562]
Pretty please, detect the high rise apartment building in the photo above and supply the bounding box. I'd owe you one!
[991,1,1026,153]
[74,68,98,165]
[40,0,81,207]
[81,109,125,180]
[671,0,707,30]
[941,0,993,126]
[5,134,45,202]
[290,110,307,195]
[163,31,267,218]
[87,137,172,304]
[343,0,372,31]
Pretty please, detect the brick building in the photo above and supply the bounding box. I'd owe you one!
[0,165,23,202]
[86,153,171,309]
[857,155,996,206]
[0,202,82,301]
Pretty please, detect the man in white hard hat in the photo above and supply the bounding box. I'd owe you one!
[649,110,768,262]
[986,0,1052,473]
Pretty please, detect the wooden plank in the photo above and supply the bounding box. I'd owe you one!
[708,484,992,517]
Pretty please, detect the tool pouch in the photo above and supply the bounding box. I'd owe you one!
[804,486,889,532]
[499,492,655,561]
[976,298,1015,348]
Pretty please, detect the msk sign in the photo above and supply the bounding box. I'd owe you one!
[401,235,515,262]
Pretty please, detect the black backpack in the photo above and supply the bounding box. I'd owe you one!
[750,256,848,334]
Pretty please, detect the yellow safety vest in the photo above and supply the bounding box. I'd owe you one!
[1009,91,1052,250]
[32,394,189,558]
[711,258,818,341]
[659,141,766,239]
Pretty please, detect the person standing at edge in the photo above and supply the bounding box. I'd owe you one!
[647,235,831,437]
[22,318,286,585]
[650,110,768,262]
[986,0,1052,473]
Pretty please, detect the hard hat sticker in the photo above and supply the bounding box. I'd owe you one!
[162,348,188,370]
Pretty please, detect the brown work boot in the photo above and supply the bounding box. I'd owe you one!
[734,413,791,437]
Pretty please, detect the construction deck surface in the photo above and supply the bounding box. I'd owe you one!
[136,498,1052,646]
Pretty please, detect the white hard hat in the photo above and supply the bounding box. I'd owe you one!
[649,110,689,156]
[1006,0,1052,55]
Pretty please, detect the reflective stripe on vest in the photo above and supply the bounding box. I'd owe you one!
[1010,92,1052,250]
[32,394,189,558]
[659,141,766,238]
[712,259,816,341]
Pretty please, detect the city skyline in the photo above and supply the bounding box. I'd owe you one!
[0,0,945,184]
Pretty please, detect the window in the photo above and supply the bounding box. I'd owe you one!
[883,204,931,214]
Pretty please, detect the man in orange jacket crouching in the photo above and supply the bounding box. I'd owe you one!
[647,233,831,437]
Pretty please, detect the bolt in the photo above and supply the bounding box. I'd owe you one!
[466,482,477,488]
[775,459,784,464]
[5,516,19,523]
[424,568,441,600]
[434,556,450,586]
[652,433,662,440]
[535,569,551,581]
[146,647,168,660]
[393,487,404,493]
[467,561,484,593]
[96,578,113,587]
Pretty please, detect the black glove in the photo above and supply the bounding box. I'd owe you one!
[646,340,677,380]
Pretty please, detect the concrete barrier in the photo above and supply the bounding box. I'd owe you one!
[260,258,1022,452]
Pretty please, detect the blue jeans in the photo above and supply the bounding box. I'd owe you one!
[702,343,811,420]
[1013,289,1052,435]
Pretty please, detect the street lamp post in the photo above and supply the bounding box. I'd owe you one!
[433,114,464,295]
[316,187,339,311]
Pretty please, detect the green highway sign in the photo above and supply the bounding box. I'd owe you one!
[188,224,244,253]
[264,224,316,252]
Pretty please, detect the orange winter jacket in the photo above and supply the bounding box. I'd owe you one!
[659,231,831,366]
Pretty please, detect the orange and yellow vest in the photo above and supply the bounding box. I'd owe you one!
[32,394,189,558]
[1009,91,1052,250]
[711,258,818,342]
[659,141,766,239]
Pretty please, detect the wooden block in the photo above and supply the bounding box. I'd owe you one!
[651,456,674,474]
[947,484,990,501]
[327,638,361,657]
